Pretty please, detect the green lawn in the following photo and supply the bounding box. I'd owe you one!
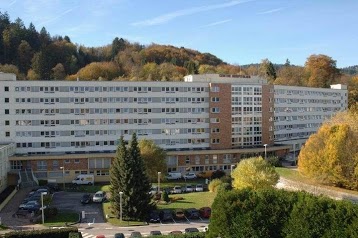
[102,202,147,226]
[44,212,79,227]
[157,191,216,210]
[276,167,358,196]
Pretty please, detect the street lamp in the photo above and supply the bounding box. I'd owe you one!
[41,192,48,224]
[263,144,268,160]
[119,191,123,222]
[60,166,65,190]
[157,172,161,194]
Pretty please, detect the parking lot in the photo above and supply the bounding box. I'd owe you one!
[51,191,105,224]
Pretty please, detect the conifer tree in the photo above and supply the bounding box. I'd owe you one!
[127,133,154,220]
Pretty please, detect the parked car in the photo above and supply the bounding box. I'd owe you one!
[149,231,162,236]
[169,231,183,235]
[92,191,106,203]
[25,203,42,212]
[95,235,105,238]
[183,173,197,180]
[19,200,39,209]
[174,209,185,220]
[46,183,60,192]
[171,186,182,194]
[81,194,92,204]
[195,184,204,192]
[165,172,182,180]
[130,231,142,237]
[114,233,125,238]
[199,207,211,218]
[148,210,160,223]
[185,208,200,219]
[160,209,174,222]
[185,228,200,233]
[184,185,194,193]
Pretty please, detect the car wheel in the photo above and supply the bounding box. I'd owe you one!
[88,182,92,185]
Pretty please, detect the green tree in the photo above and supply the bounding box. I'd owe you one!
[51,63,66,80]
[17,40,33,73]
[110,134,153,221]
[161,189,170,203]
[232,156,279,190]
[138,139,167,181]
[259,58,277,83]
[304,54,340,88]
[127,133,153,220]
[184,60,198,74]
[109,136,129,219]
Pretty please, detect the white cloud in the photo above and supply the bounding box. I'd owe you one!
[9,0,17,6]
[201,19,232,28]
[38,7,77,26]
[131,0,253,26]
[257,8,285,15]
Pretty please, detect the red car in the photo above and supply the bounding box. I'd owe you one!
[199,207,211,218]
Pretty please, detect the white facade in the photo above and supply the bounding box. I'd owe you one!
[0,143,15,192]
[273,85,348,151]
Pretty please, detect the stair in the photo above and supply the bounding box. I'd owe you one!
[19,169,38,188]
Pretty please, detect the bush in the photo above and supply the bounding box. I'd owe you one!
[208,179,222,192]
[146,233,205,238]
[211,170,226,180]
[217,182,231,193]
[68,232,83,238]
[267,156,282,167]
[162,190,170,203]
[38,180,47,186]
[44,207,58,218]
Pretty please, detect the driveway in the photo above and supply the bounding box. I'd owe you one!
[51,191,105,224]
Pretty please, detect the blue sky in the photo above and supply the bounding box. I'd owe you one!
[1,0,357,67]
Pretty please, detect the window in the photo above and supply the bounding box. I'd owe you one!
[37,161,47,171]
[211,138,220,144]
[5,109,9,114]
[4,86,9,92]
[5,98,9,103]
[211,97,220,102]
[211,86,220,92]
[211,128,220,133]
[74,159,80,164]
[5,120,9,126]
[64,159,70,164]
[5,132,10,137]
[213,155,218,164]
[210,118,220,123]
[185,156,190,164]
[211,107,220,113]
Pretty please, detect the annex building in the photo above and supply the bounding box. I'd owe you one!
[0,72,347,186]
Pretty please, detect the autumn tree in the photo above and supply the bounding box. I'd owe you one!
[274,65,305,86]
[76,62,120,80]
[51,63,66,80]
[231,156,279,190]
[304,54,340,88]
[298,107,358,190]
[138,139,167,181]
[347,76,358,108]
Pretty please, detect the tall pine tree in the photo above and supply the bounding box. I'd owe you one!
[110,134,153,221]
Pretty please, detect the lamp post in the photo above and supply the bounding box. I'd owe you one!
[41,192,47,224]
[60,166,65,190]
[263,144,268,160]
[119,191,123,222]
[157,172,161,194]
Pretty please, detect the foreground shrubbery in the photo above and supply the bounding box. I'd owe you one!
[4,227,79,238]
[147,233,205,238]
[208,188,358,238]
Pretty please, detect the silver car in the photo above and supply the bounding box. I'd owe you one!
[92,191,106,203]
[172,186,182,194]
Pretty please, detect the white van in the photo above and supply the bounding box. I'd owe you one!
[166,172,182,180]
[72,175,94,185]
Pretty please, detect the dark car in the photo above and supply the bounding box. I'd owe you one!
[185,208,200,219]
[81,194,92,204]
[47,183,60,192]
[160,209,174,222]
[148,210,160,223]
[130,231,142,237]
[114,233,125,238]
[25,203,41,212]
[174,209,185,220]
[185,227,200,233]
[149,231,162,236]
[169,231,183,235]
[199,207,211,218]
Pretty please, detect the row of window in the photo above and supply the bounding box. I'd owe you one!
[274,98,343,104]
[9,86,208,93]
[274,89,343,97]
[275,106,342,113]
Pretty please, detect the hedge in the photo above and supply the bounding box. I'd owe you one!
[4,227,78,238]
[147,233,205,238]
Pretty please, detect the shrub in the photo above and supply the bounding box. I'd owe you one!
[44,207,58,218]
[208,179,222,192]
[162,189,170,203]
[211,170,226,180]
[38,180,47,186]
[217,182,231,193]
[267,156,282,167]
[4,227,78,238]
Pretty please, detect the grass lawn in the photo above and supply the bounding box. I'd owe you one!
[102,202,147,226]
[157,191,216,210]
[44,212,79,227]
[276,167,358,196]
